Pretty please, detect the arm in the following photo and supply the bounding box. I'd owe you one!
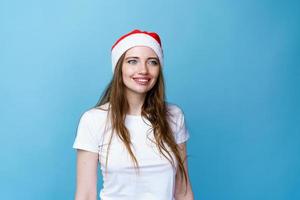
[174,142,194,200]
[74,149,99,200]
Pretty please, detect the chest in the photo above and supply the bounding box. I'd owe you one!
[97,119,176,174]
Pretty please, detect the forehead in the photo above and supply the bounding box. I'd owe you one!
[125,46,158,58]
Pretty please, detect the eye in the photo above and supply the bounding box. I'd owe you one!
[127,59,137,64]
[148,59,159,66]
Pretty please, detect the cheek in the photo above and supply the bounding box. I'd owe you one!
[121,66,129,79]
[122,65,134,76]
[151,68,160,78]
[122,66,135,84]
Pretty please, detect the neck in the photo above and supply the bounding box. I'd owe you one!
[125,91,146,116]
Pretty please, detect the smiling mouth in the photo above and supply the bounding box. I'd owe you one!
[132,78,150,85]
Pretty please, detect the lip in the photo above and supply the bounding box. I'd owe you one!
[132,76,151,80]
[132,77,151,85]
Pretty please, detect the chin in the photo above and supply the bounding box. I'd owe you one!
[128,87,153,95]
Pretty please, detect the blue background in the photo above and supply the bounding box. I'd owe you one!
[1,0,299,199]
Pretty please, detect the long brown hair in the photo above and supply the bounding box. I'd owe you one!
[95,51,189,194]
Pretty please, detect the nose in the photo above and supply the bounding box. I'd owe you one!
[138,60,148,74]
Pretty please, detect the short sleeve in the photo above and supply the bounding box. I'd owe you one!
[175,109,190,144]
[168,105,190,144]
[72,111,99,153]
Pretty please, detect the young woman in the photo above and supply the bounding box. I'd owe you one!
[73,29,194,200]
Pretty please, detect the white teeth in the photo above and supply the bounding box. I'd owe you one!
[134,79,149,82]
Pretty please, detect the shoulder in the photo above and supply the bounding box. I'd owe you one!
[79,102,110,127]
[166,102,185,117]
[165,102,190,143]
[165,102,186,126]
[84,102,110,116]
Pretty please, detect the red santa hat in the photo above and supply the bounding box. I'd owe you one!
[111,29,164,73]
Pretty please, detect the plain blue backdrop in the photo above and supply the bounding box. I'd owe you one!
[1,0,299,199]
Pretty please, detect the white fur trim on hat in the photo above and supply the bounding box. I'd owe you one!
[111,33,163,73]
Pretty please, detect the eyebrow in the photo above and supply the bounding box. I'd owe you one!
[125,56,158,60]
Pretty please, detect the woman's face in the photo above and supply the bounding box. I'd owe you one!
[122,46,160,98]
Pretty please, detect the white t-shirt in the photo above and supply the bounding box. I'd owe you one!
[72,102,190,200]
